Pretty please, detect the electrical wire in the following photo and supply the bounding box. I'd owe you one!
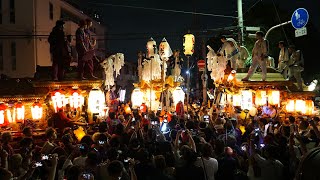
[243,0,262,15]
[271,0,289,45]
[86,2,238,19]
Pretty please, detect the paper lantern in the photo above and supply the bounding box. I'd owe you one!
[172,87,185,107]
[145,89,156,102]
[268,90,280,107]
[31,102,43,120]
[232,94,241,106]
[51,90,66,112]
[183,33,195,56]
[0,103,7,125]
[255,90,267,106]
[241,90,253,110]
[159,38,173,59]
[69,90,84,109]
[308,80,318,91]
[146,38,157,58]
[295,100,306,113]
[227,70,236,82]
[305,100,314,115]
[73,126,86,141]
[286,100,295,113]
[14,101,24,122]
[88,88,105,114]
[131,88,144,108]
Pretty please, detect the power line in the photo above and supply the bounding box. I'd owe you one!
[243,0,262,15]
[271,0,289,44]
[86,2,238,19]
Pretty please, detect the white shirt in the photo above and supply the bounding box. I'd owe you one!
[195,157,218,180]
[278,47,289,63]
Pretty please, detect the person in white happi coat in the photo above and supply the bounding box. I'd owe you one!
[277,41,290,78]
[288,45,304,91]
[219,36,239,70]
[242,31,268,81]
[237,43,249,68]
[160,84,173,112]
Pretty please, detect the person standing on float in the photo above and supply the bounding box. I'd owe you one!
[242,31,268,81]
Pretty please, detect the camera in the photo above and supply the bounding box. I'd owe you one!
[79,145,85,150]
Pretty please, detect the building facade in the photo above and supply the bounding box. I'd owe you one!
[0,0,106,78]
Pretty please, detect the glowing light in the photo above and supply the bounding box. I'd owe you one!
[232,94,241,106]
[305,100,314,115]
[286,100,295,113]
[255,90,267,106]
[131,88,144,108]
[51,91,66,112]
[31,102,43,120]
[295,100,306,113]
[227,70,236,82]
[0,103,6,125]
[183,33,195,56]
[268,90,280,107]
[241,90,253,110]
[88,88,105,114]
[69,91,84,109]
[308,80,318,91]
[15,102,24,122]
[73,126,86,141]
[172,87,185,107]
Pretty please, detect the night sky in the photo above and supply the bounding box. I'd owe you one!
[73,0,319,78]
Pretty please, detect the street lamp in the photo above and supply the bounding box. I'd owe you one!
[183,33,195,114]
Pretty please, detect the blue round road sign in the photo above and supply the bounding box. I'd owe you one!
[291,8,309,29]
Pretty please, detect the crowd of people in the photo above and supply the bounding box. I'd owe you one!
[1,102,320,180]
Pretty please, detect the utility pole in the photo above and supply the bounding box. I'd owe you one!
[237,0,244,44]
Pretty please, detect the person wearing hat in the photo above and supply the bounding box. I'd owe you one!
[288,45,304,91]
[48,20,66,81]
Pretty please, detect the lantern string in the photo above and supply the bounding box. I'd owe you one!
[87,2,238,19]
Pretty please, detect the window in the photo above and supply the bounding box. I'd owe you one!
[49,2,53,20]
[11,42,16,71]
[9,0,15,24]
[0,42,3,70]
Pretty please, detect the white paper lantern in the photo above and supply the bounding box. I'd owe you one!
[286,100,295,113]
[172,87,185,107]
[159,38,173,59]
[241,90,253,110]
[88,88,105,114]
[51,90,66,112]
[268,90,280,107]
[255,90,267,106]
[31,102,43,120]
[183,33,195,56]
[131,88,144,108]
[146,38,157,58]
[295,100,306,113]
[232,94,241,106]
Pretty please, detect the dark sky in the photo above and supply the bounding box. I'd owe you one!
[76,0,319,61]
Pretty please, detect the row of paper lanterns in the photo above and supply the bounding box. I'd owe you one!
[0,101,43,125]
[131,87,185,110]
[51,88,107,117]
